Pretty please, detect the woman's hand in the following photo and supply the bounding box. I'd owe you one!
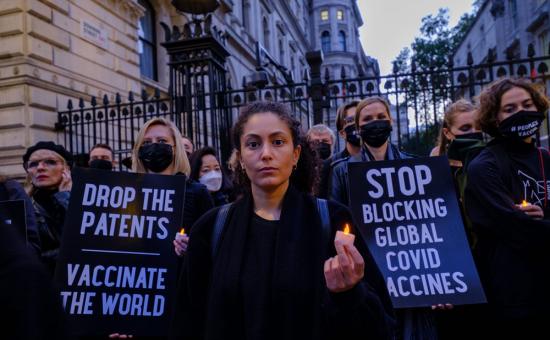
[173,234,189,257]
[59,169,72,192]
[324,242,365,293]
[108,334,133,338]
[431,303,454,310]
[516,202,544,219]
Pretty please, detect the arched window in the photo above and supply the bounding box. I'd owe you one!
[263,17,270,50]
[242,0,249,29]
[321,31,331,52]
[138,0,157,80]
[338,31,347,51]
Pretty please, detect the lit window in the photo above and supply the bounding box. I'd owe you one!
[337,10,344,20]
[321,10,329,21]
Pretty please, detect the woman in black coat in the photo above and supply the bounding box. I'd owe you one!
[171,101,394,340]
[465,78,550,338]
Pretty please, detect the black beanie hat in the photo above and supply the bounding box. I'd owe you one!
[23,141,73,169]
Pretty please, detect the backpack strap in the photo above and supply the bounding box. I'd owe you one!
[211,203,232,259]
[210,198,332,260]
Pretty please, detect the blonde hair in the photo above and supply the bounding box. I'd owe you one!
[435,99,476,156]
[23,151,68,196]
[355,96,392,127]
[131,117,190,176]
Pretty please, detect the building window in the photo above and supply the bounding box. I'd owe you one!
[279,37,285,64]
[338,31,346,51]
[508,0,518,29]
[539,31,548,55]
[263,17,270,50]
[337,9,344,20]
[138,0,157,80]
[321,31,331,52]
[320,10,329,21]
[242,0,249,29]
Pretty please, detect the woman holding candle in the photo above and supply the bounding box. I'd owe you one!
[464,77,550,337]
[170,101,394,339]
[129,117,214,257]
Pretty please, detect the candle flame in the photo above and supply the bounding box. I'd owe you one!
[521,200,528,207]
[344,224,350,234]
[179,228,185,235]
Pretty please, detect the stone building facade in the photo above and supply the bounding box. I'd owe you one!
[0,0,375,178]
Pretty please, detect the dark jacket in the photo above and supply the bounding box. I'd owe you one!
[465,138,550,320]
[317,149,350,199]
[0,180,41,255]
[32,189,70,275]
[330,144,410,206]
[179,175,215,231]
[171,186,395,340]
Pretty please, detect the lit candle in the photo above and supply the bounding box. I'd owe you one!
[521,200,529,207]
[175,228,186,241]
[335,223,355,247]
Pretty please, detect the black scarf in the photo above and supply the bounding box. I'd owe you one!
[207,186,327,339]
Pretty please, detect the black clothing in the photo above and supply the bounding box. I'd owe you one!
[23,141,73,167]
[465,138,550,323]
[0,180,41,255]
[0,215,66,340]
[241,214,280,339]
[171,186,394,340]
[32,188,70,275]
[179,175,215,232]
[317,148,350,199]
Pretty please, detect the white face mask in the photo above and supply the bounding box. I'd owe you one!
[199,170,223,192]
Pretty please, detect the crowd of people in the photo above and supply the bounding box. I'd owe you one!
[1,76,550,339]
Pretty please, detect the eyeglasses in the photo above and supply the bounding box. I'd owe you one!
[25,159,63,170]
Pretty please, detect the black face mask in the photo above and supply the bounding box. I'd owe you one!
[498,110,545,139]
[138,143,173,173]
[455,132,484,141]
[360,120,393,147]
[344,125,361,147]
[315,142,332,160]
[89,159,113,170]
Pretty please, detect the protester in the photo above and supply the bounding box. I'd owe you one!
[130,118,213,257]
[316,101,361,198]
[89,143,115,170]
[306,124,336,160]
[0,174,41,255]
[330,96,410,206]
[170,101,394,340]
[465,77,550,337]
[430,99,482,160]
[23,141,72,275]
[189,146,232,206]
[181,135,194,158]
[0,215,66,339]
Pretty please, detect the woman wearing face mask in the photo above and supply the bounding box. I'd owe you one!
[130,118,214,257]
[23,141,73,275]
[330,96,410,206]
[189,147,232,206]
[464,78,550,337]
[170,101,394,340]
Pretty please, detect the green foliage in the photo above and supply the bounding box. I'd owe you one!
[400,123,441,156]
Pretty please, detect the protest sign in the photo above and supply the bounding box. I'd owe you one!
[55,168,185,336]
[348,156,486,308]
[0,200,27,243]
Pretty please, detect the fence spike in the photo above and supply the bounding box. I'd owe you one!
[467,52,473,66]
[67,99,73,110]
[528,43,535,58]
[116,93,121,104]
[82,97,87,108]
[154,88,160,98]
[128,91,134,102]
[103,94,109,105]
[141,89,148,101]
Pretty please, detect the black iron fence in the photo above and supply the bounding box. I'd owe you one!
[57,45,550,167]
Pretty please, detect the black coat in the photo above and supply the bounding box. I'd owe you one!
[171,186,395,340]
[465,139,550,320]
[179,175,214,231]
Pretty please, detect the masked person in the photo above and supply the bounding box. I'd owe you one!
[307,124,336,161]
[170,101,394,340]
[464,78,550,338]
[181,135,194,159]
[130,118,213,257]
[190,147,233,206]
[330,96,410,206]
[23,141,73,275]
[88,143,115,170]
[316,101,361,198]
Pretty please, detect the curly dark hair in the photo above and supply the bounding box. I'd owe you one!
[477,77,550,137]
[231,101,320,194]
